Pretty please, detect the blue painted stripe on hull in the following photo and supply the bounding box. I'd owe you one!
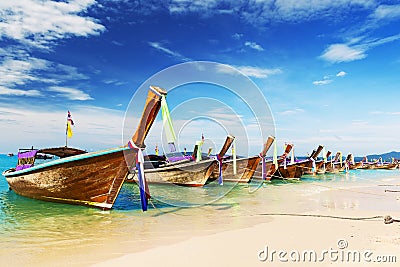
[4,146,129,177]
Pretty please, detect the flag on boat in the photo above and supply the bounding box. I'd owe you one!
[66,111,74,138]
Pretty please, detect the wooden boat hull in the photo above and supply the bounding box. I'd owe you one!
[294,160,314,176]
[252,161,275,181]
[315,161,326,174]
[374,163,399,170]
[3,147,129,210]
[209,156,261,183]
[274,164,303,180]
[325,162,345,173]
[127,159,215,187]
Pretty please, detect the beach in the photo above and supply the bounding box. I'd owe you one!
[2,168,399,266]
[92,173,400,267]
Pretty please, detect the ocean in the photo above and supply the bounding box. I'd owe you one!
[1,154,400,266]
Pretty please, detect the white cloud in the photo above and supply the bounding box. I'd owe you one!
[48,86,93,101]
[0,104,126,152]
[232,33,243,40]
[313,79,333,86]
[278,108,305,115]
[321,33,400,63]
[0,86,41,97]
[166,0,374,24]
[244,41,264,51]
[0,57,50,86]
[320,44,366,63]
[336,71,347,77]
[0,0,105,49]
[369,111,400,116]
[0,51,92,99]
[148,42,190,61]
[217,65,282,79]
[371,4,400,20]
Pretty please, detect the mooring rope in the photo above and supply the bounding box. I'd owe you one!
[256,213,387,222]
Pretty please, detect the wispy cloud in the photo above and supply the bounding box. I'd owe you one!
[370,4,400,20]
[232,33,243,40]
[216,65,282,79]
[0,86,41,97]
[0,57,50,86]
[0,0,105,49]
[278,108,305,116]
[0,104,125,152]
[321,33,400,63]
[313,79,333,86]
[320,44,366,63]
[244,41,264,51]
[0,50,92,99]
[313,70,347,86]
[48,86,93,101]
[369,111,400,116]
[166,0,374,24]
[336,71,347,77]
[148,42,190,61]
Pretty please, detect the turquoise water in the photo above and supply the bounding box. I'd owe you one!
[1,154,400,266]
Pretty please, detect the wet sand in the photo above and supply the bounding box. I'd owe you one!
[92,173,400,267]
[4,171,400,266]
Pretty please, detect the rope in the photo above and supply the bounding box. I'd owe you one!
[385,189,400,193]
[256,213,384,221]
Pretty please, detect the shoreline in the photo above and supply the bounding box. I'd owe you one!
[93,209,400,267]
[92,177,400,267]
[3,171,400,266]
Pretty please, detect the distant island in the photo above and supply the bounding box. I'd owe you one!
[367,151,400,160]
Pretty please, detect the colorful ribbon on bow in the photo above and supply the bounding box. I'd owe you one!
[216,154,223,185]
[310,157,316,173]
[259,153,266,180]
[128,139,150,211]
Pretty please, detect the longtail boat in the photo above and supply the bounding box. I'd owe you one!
[325,152,346,173]
[265,143,300,180]
[348,155,367,170]
[2,86,165,210]
[127,135,235,186]
[210,136,275,183]
[300,145,324,175]
[315,151,331,174]
[372,158,399,170]
[272,145,325,179]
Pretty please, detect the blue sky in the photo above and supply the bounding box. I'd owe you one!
[0,0,399,156]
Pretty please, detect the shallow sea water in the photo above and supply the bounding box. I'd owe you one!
[1,154,400,266]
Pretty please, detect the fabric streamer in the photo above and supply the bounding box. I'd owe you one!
[216,154,223,185]
[283,155,287,169]
[196,140,202,162]
[232,140,237,175]
[128,139,149,211]
[161,95,177,152]
[273,141,278,169]
[259,153,266,180]
[310,157,316,173]
[290,147,295,164]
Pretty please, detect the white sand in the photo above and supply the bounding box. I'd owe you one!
[93,179,400,267]
[94,212,400,267]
